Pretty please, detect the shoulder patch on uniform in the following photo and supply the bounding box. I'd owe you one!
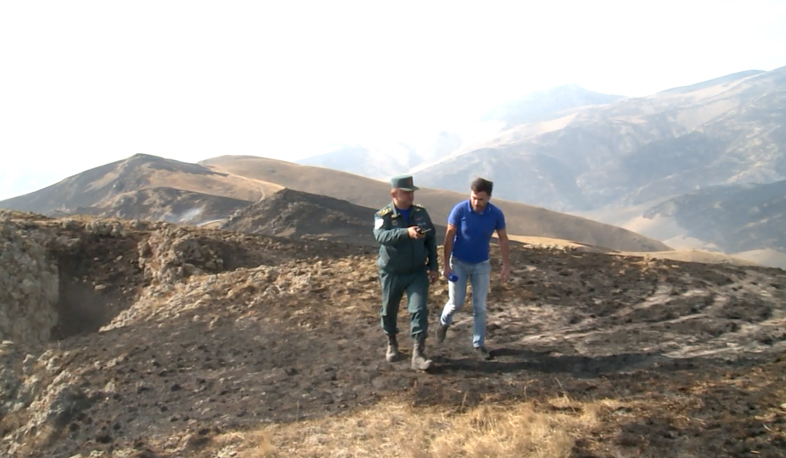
[377,207,392,216]
[413,203,425,209]
[374,217,384,229]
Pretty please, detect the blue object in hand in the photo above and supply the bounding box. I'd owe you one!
[448,273,458,282]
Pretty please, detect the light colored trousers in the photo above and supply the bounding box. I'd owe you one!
[439,257,491,348]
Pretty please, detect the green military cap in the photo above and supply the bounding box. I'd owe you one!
[390,174,419,191]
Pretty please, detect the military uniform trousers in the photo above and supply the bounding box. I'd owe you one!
[378,267,429,340]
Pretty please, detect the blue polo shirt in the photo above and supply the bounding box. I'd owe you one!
[448,200,506,264]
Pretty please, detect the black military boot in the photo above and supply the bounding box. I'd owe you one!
[385,334,400,362]
[411,338,433,371]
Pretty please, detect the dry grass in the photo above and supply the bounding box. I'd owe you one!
[209,397,623,458]
[505,234,761,267]
[145,167,283,202]
[504,234,609,252]
[615,249,760,266]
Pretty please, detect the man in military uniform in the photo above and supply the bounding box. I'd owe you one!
[373,175,439,371]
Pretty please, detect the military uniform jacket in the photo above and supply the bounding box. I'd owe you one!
[373,202,438,274]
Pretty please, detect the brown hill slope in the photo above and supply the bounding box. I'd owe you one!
[54,187,251,225]
[201,155,669,252]
[222,187,447,246]
[1,212,784,457]
[0,153,281,215]
[0,154,668,252]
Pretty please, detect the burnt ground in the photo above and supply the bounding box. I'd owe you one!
[1,214,785,458]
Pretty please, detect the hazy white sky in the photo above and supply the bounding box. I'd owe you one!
[1,0,785,200]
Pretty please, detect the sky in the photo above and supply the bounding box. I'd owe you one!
[1,0,786,201]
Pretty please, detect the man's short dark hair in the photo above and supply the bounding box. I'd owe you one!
[471,178,493,196]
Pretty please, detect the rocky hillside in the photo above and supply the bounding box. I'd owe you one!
[221,188,446,246]
[1,211,785,458]
[0,217,58,346]
[417,67,786,212]
[52,187,251,225]
[643,180,786,255]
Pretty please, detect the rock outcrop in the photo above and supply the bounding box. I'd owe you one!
[138,226,224,284]
[0,217,59,347]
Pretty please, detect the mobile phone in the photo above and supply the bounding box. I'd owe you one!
[416,226,432,233]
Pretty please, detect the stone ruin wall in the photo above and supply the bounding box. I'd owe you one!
[0,218,59,348]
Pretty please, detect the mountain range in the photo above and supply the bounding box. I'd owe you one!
[295,67,786,268]
[6,153,673,252]
[415,68,785,210]
[2,67,785,267]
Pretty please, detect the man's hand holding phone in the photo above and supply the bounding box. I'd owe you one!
[408,226,424,239]
[408,225,431,239]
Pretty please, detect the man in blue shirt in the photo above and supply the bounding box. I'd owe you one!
[436,178,510,360]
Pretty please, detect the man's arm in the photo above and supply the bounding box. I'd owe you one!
[442,224,457,279]
[497,228,510,283]
[373,215,409,246]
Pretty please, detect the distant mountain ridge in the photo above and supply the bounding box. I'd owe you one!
[297,143,419,179]
[0,154,275,215]
[295,85,621,179]
[9,66,786,265]
[644,180,786,254]
[201,155,670,252]
[0,154,281,227]
[657,70,765,95]
[416,67,786,212]
[287,67,786,268]
[415,66,786,268]
[0,153,669,253]
[481,84,626,128]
